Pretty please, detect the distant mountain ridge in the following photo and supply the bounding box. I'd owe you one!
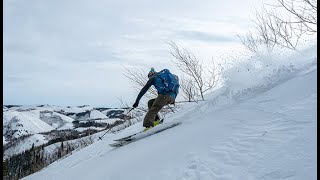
[3,105,144,159]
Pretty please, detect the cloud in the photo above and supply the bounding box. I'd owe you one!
[4,75,29,84]
[176,30,236,43]
[3,0,261,106]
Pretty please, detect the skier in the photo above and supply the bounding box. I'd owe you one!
[133,67,179,131]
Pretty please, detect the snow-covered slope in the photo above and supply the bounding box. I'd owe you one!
[4,134,49,158]
[3,110,55,139]
[23,48,317,180]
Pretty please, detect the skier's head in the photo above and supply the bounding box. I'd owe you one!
[148,67,156,78]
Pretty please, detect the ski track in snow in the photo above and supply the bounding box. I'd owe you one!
[176,107,315,180]
[175,69,316,180]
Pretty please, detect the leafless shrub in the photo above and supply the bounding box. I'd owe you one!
[238,0,317,52]
[275,0,317,33]
[237,32,259,53]
[179,77,198,102]
[122,66,157,99]
[169,42,223,101]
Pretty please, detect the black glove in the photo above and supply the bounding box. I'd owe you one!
[133,101,139,108]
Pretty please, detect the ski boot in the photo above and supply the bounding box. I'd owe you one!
[143,118,164,132]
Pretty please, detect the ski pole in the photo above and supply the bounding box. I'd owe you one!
[98,107,134,141]
[167,104,175,113]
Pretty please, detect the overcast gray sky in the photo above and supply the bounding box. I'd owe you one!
[4,0,263,107]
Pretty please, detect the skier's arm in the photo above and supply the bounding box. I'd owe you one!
[134,77,155,105]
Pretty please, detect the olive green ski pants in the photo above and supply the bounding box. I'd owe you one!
[143,94,174,127]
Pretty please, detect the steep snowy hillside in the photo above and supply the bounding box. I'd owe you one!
[4,134,49,158]
[3,110,55,139]
[23,48,317,180]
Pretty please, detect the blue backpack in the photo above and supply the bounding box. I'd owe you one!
[156,69,179,95]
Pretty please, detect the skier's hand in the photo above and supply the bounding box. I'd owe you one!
[133,102,139,108]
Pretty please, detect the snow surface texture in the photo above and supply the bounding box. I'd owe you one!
[23,45,317,180]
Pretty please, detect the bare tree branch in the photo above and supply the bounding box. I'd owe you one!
[179,76,198,102]
[169,42,206,100]
[169,41,222,100]
[239,0,316,52]
[122,65,157,99]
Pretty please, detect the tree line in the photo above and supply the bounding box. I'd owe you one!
[3,128,97,180]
